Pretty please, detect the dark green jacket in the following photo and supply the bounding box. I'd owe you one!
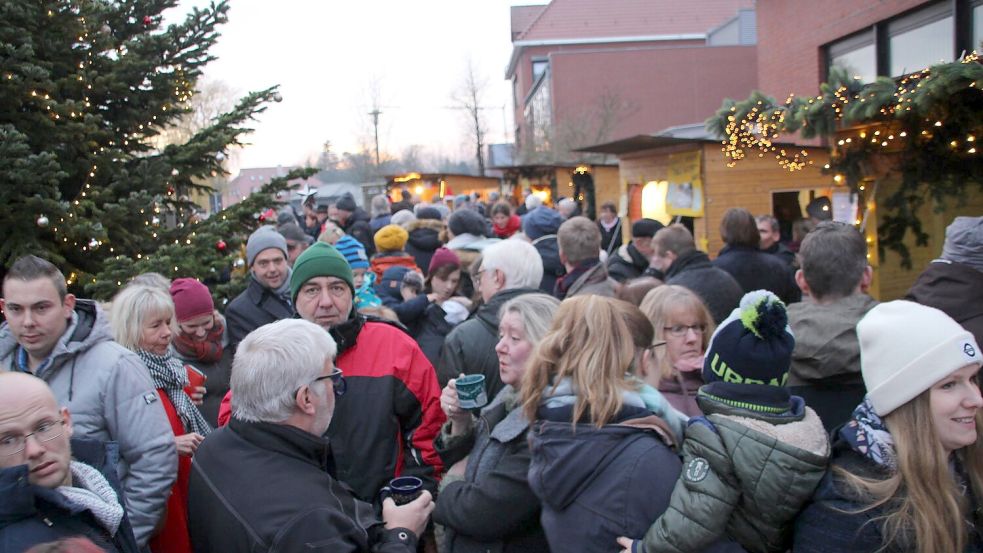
[639,393,830,553]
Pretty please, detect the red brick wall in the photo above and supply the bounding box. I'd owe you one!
[549,45,757,144]
[756,0,931,97]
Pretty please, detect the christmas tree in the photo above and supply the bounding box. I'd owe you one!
[0,0,310,302]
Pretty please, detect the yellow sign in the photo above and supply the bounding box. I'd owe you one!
[666,151,704,217]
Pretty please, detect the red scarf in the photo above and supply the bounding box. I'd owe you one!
[493,214,522,238]
[173,314,225,364]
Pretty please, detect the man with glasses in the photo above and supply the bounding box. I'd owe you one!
[0,372,140,552]
[0,255,175,548]
[650,224,743,325]
[189,318,433,552]
[288,242,444,502]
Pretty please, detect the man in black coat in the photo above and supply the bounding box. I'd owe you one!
[651,224,743,324]
[224,227,294,349]
[607,218,664,283]
[437,240,544,397]
[332,192,376,257]
[187,319,433,553]
[756,214,796,267]
[713,208,801,306]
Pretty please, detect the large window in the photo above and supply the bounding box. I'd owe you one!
[888,2,953,76]
[974,2,983,50]
[829,30,877,82]
[825,1,975,82]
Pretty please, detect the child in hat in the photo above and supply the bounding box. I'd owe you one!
[370,224,421,279]
[618,290,830,553]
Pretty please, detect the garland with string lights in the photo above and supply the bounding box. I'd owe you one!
[0,0,304,296]
[706,53,983,266]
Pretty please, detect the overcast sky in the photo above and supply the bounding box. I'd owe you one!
[168,1,544,174]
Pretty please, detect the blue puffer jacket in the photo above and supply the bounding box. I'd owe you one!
[0,438,140,553]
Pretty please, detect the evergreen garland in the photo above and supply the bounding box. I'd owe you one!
[706,55,983,266]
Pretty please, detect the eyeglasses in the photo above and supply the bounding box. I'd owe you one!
[0,419,65,457]
[663,324,706,337]
[297,367,346,397]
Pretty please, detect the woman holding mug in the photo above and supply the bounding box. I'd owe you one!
[794,301,983,552]
[433,293,559,553]
[639,285,715,416]
[111,284,212,553]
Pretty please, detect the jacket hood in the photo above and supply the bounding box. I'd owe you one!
[406,220,444,251]
[528,415,667,511]
[665,249,712,279]
[0,299,111,375]
[905,260,983,324]
[788,294,878,383]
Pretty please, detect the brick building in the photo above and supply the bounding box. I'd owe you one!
[507,0,758,162]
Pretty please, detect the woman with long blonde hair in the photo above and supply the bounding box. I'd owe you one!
[639,285,715,416]
[794,301,983,552]
[521,295,695,552]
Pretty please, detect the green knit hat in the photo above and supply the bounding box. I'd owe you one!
[289,242,354,302]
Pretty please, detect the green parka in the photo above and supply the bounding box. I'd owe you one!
[637,392,830,553]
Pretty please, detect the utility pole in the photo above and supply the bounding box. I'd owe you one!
[369,109,382,168]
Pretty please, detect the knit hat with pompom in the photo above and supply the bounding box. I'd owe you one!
[703,290,795,387]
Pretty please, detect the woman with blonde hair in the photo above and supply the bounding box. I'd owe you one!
[521,295,693,552]
[433,293,559,552]
[111,284,211,553]
[794,301,983,552]
[639,284,715,416]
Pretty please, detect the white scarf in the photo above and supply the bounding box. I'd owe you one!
[57,461,125,535]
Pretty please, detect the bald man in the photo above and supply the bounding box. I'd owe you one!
[0,373,140,553]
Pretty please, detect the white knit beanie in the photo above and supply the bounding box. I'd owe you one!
[858,300,982,416]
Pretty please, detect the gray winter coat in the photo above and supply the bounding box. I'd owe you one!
[0,300,177,547]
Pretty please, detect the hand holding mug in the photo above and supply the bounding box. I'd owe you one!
[440,377,472,432]
[383,489,434,538]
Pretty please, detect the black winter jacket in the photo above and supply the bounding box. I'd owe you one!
[905,259,983,346]
[344,207,376,257]
[531,236,564,294]
[436,288,541,395]
[405,219,445,276]
[665,250,744,324]
[434,387,548,553]
[224,275,293,350]
[527,403,681,553]
[0,439,140,553]
[188,419,418,553]
[607,242,649,283]
[713,245,801,305]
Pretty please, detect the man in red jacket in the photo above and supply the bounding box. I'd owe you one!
[288,242,445,501]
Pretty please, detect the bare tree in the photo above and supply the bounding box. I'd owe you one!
[452,58,488,176]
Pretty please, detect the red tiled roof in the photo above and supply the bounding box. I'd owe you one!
[516,0,754,41]
[511,5,548,40]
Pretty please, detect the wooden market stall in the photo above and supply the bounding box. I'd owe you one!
[497,164,620,218]
[384,172,503,205]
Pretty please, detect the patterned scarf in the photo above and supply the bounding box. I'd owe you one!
[137,350,212,437]
[172,314,225,363]
[840,396,896,471]
[57,461,125,535]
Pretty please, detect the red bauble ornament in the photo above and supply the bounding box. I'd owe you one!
[143,16,152,25]
[258,213,267,222]
[216,240,227,252]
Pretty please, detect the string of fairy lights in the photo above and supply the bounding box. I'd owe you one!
[719,51,982,172]
[24,3,201,285]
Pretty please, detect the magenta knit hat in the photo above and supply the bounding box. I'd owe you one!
[169,278,214,323]
[428,247,461,275]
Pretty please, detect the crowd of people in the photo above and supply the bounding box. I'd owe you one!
[1,188,981,553]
